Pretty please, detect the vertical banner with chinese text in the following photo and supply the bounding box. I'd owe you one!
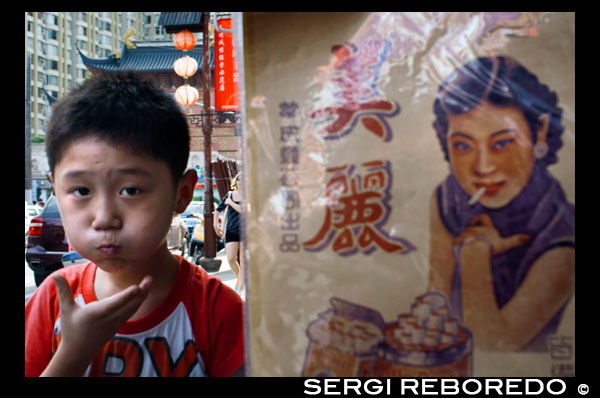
[214,18,239,111]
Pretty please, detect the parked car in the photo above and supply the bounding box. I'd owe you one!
[180,201,204,235]
[26,195,68,286]
[189,220,224,266]
[25,203,43,235]
[26,196,191,286]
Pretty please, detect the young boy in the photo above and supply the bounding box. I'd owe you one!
[25,73,245,377]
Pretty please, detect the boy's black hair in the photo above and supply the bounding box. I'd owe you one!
[46,72,190,185]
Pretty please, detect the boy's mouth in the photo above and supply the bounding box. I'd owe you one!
[97,245,120,255]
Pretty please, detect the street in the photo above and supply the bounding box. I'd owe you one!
[25,248,240,303]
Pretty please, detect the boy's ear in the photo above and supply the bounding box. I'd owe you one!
[174,169,198,213]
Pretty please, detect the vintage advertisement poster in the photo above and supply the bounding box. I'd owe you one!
[239,12,575,377]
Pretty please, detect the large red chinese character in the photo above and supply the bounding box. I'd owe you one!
[303,161,414,255]
[308,41,400,142]
[308,100,400,142]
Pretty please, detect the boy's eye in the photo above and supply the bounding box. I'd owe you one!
[71,187,91,197]
[120,187,142,196]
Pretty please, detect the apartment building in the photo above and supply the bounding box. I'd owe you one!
[25,12,168,139]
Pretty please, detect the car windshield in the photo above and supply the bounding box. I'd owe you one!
[181,202,204,217]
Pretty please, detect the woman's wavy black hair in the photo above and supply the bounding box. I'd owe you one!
[46,72,190,186]
[433,56,564,167]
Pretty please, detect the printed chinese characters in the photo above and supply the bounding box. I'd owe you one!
[308,41,400,142]
[279,101,301,252]
[548,335,574,377]
[303,161,414,255]
[214,18,239,111]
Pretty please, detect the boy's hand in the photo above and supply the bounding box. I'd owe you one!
[41,273,152,376]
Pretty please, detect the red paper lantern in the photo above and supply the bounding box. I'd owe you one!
[173,30,196,51]
[175,84,199,107]
[174,55,198,79]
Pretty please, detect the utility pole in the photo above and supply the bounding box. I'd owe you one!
[198,11,221,271]
[25,53,33,204]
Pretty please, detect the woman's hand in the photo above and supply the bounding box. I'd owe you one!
[41,273,153,376]
[456,214,529,255]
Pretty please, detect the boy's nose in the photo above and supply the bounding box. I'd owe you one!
[91,198,122,230]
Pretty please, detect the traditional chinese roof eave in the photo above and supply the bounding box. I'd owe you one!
[77,42,214,88]
[158,12,204,33]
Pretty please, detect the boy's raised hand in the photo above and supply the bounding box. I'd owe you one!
[40,273,153,376]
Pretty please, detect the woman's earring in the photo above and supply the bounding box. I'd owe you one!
[533,141,549,159]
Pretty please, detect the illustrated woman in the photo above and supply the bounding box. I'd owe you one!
[427,56,574,352]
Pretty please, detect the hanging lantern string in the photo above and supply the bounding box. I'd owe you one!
[174,55,198,79]
[173,29,199,107]
[173,29,196,51]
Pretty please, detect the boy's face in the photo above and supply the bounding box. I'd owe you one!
[51,137,182,274]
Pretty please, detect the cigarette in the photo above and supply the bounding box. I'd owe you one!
[467,187,486,207]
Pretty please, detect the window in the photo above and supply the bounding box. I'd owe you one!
[47,14,58,25]
[43,197,62,218]
[101,34,111,46]
[99,21,111,31]
[47,44,58,57]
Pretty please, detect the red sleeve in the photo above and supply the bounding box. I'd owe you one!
[25,272,60,377]
[206,282,245,376]
[186,266,245,377]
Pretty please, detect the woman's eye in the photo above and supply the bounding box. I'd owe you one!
[492,138,514,150]
[71,187,90,197]
[120,187,142,196]
[452,141,472,151]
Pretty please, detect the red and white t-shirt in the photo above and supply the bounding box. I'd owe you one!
[25,256,244,377]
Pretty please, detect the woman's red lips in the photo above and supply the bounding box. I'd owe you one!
[474,181,505,194]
